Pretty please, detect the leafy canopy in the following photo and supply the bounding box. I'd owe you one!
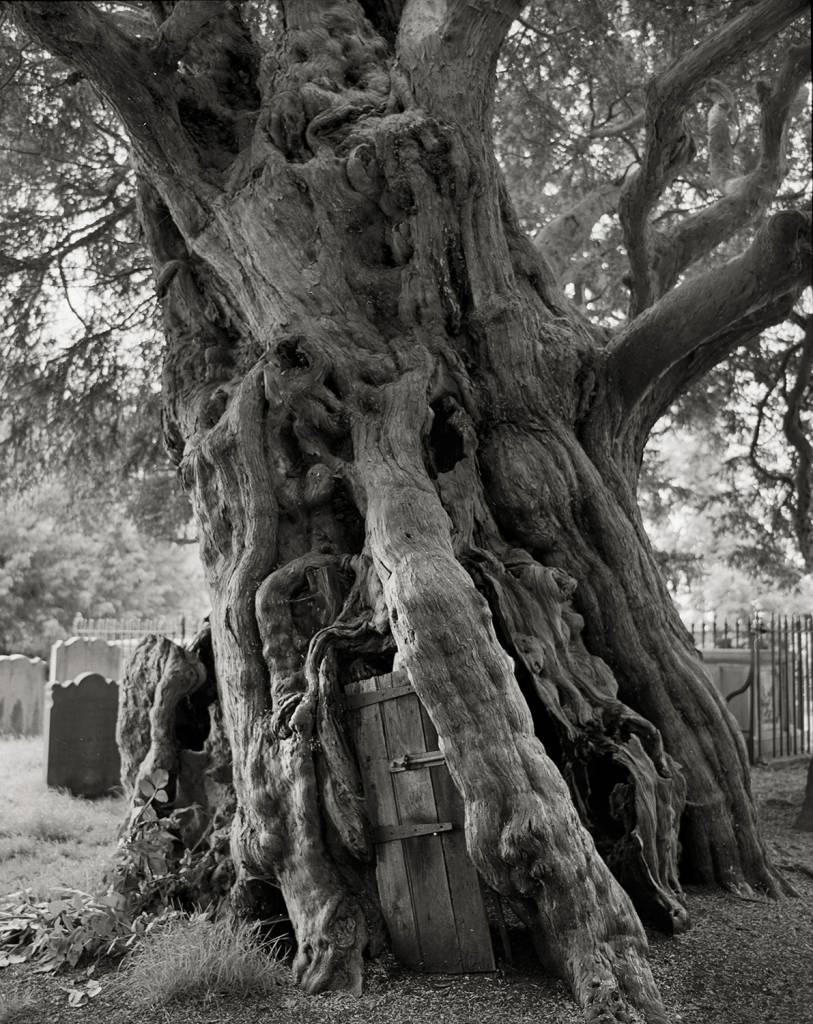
[0,0,810,588]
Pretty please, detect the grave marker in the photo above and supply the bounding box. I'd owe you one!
[0,655,46,735]
[50,636,126,687]
[44,672,121,797]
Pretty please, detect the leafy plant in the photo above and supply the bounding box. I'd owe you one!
[112,769,176,893]
[0,770,211,979]
[0,887,139,973]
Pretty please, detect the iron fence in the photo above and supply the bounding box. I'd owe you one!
[688,613,813,763]
[71,614,188,644]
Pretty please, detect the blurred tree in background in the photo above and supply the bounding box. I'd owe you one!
[0,481,206,657]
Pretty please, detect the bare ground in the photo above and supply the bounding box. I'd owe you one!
[1,758,811,1024]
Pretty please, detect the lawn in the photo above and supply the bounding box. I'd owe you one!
[0,737,124,899]
[0,737,811,1024]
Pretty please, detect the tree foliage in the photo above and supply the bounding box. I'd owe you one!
[0,1,809,577]
[0,481,206,657]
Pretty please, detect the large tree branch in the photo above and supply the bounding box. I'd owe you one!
[395,0,523,127]
[607,209,812,412]
[618,0,809,317]
[533,179,623,280]
[8,3,153,147]
[6,1,220,220]
[632,294,800,454]
[783,314,813,569]
[652,41,811,296]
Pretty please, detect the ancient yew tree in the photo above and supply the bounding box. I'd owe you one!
[5,1,811,1021]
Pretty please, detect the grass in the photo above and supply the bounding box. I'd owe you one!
[0,993,37,1024]
[109,913,287,1009]
[0,735,810,1024]
[0,736,287,1013]
[0,737,125,898]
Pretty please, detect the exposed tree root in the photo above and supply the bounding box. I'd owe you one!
[352,372,669,1022]
[468,550,688,933]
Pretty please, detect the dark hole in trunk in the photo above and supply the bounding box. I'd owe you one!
[174,631,218,752]
[428,397,465,474]
[276,335,310,370]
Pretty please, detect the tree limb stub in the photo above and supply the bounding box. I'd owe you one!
[608,209,812,413]
[118,634,207,802]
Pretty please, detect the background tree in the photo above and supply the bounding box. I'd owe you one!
[0,481,207,657]
[1,2,811,1022]
[495,1,812,587]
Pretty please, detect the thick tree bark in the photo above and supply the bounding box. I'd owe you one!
[11,2,811,1022]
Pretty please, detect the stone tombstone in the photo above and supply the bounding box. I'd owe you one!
[50,636,126,688]
[0,655,47,735]
[44,672,121,797]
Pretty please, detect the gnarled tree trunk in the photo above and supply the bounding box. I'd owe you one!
[13,2,811,1022]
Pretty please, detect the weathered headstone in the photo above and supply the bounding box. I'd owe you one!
[44,672,121,797]
[50,636,126,687]
[0,654,47,735]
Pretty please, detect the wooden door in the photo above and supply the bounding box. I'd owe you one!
[345,669,495,973]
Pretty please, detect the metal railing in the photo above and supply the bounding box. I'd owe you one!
[688,613,812,763]
[71,614,188,644]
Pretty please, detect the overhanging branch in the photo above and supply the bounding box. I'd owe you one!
[534,179,623,279]
[8,2,152,140]
[618,0,809,316]
[608,209,812,412]
[653,41,811,296]
[6,0,217,214]
[783,315,813,569]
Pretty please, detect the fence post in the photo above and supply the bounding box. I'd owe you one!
[746,620,756,765]
[770,612,776,760]
[753,616,762,763]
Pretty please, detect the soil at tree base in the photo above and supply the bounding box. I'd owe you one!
[1,761,810,1024]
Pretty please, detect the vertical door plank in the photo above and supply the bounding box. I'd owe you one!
[347,672,495,974]
[347,675,421,967]
[381,681,462,972]
[420,704,496,972]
